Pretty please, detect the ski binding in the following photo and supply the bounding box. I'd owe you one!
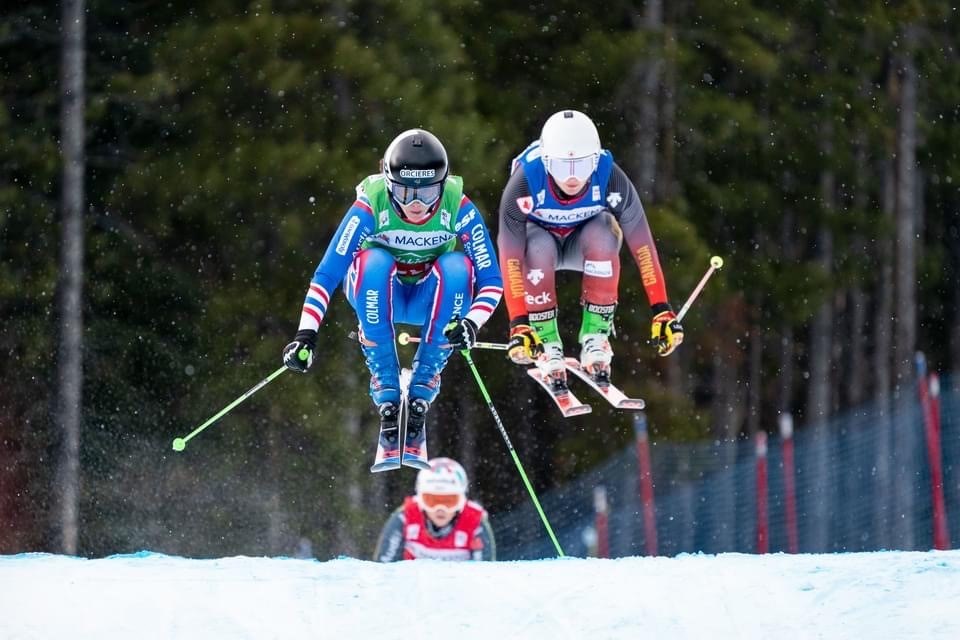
[526,368,593,417]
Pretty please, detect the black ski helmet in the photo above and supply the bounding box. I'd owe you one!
[382,129,449,206]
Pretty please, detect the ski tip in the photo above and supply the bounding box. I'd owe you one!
[401,458,431,470]
[564,406,593,417]
[617,400,646,410]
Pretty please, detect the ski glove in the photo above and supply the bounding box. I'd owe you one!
[283,329,317,373]
[444,316,478,351]
[650,303,684,357]
[507,323,544,365]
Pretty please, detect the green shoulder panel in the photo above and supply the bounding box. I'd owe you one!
[359,175,465,278]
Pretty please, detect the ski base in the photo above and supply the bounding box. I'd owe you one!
[526,368,593,417]
[564,358,646,410]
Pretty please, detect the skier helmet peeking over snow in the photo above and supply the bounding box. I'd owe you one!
[373,457,496,562]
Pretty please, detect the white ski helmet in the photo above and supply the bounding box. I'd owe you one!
[415,457,468,511]
[539,109,601,181]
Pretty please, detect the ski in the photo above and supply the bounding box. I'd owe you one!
[370,399,402,473]
[401,395,430,470]
[564,358,646,410]
[526,368,593,417]
[371,368,424,473]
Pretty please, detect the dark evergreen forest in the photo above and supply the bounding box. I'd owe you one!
[2,1,957,558]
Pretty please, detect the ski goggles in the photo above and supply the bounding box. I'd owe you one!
[543,154,598,182]
[419,493,464,510]
[388,180,444,206]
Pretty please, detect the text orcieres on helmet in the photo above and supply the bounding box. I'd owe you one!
[538,109,601,191]
[382,128,450,216]
[415,457,468,512]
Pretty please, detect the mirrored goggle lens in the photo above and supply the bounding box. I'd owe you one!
[420,493,462,510]
[545,155,596,182]
[389,181,443,206]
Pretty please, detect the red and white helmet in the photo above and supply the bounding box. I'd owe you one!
[415,457,468,512]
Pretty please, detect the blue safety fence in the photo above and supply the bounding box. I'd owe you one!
[495,375,959,559]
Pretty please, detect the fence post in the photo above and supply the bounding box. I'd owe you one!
[916,353,950,550]
[633,412,658,556]
[929,374,950,549]
[755,431,769,554]
[593,485,610,558]
[779,413,799,553]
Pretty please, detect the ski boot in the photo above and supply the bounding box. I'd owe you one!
[536,341,568,393]
[401,342,451,470]
[409,341,453,404]
[579,333,613,387]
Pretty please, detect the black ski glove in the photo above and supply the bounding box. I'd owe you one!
[444,317,478,351]
[283,329,317,373]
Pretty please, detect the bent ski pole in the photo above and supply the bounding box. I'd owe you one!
[397,331,508,351]
[461,349,566,558]
[677,255,724,322]
[171,350,308,452]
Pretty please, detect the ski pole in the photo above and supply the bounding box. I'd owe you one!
[171,350,308,452]
[460,349,566,558]
[676,255,724,322]
[397,331,508,351]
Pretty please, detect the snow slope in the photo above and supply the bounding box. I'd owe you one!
[1,550,958,639]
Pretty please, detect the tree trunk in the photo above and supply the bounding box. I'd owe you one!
[804,126,835,551]
[657,23,677,202]
[846,140,869,406]
[777,205,796,415]
[777,327,794,414]
[871,152,896,551]
[710,297,746,442]
[53,0,86,555]
[805,203,834,422]
[892,30,919,399]
[950,200,960,378]
[636,0,662,203]
[746,322,762,438]
[874,158,895,399]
